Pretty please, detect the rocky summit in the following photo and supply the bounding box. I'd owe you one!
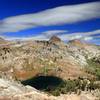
[0,36,100,100]
[0,37,7,44]
[49,36,62,43]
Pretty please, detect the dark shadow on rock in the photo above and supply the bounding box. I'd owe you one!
[21,76,63,91]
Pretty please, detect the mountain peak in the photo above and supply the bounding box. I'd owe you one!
[69,39,82,44]
[49,36,61,43]
[0,37,7,44]
[68,39,90,48]
[0,37,5,41]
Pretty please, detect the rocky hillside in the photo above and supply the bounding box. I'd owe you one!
[0,36,100,100]
[0,36,99,80]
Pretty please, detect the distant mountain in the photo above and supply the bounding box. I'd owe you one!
[0,37,7,44]
[49,36,61,43]
[69,39,82,44]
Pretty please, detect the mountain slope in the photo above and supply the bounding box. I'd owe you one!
[0,37,99,81]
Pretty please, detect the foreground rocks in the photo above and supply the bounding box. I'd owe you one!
[0,78,99,100]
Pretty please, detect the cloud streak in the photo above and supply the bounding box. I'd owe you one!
[3,29,100,43]
[43,30,68,38]
[3,30,68,40]
[59,29,100,41]
[0,2,100,33]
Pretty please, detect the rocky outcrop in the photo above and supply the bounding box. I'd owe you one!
[0,78,98,100]
[0,37,7,44]
[49,36,61,43]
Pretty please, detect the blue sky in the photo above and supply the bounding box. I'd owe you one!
[0,0,100,45]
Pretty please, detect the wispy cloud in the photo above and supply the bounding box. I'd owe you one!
[4,29,100,43]
[0,2,100,33]
[4,30,67,40]
[43,30,68,38]
[5,35,48,41]
[59,29,100,41]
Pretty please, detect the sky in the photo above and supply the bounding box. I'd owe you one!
[0,0,100,45]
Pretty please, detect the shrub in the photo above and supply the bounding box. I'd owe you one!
[46,78,100,96]
[86,58,100,80]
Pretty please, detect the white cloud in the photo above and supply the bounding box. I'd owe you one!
[0,2,100,33]
[59,29,100,41]
[43,30,68,38]
[4,30,68,40]
[82,37,93,41]
[4,29,100,42]
[5,34,48,41]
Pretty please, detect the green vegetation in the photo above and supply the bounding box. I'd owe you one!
[86,58,100,80]
[45,78,100,96]
[41,66,51,75]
